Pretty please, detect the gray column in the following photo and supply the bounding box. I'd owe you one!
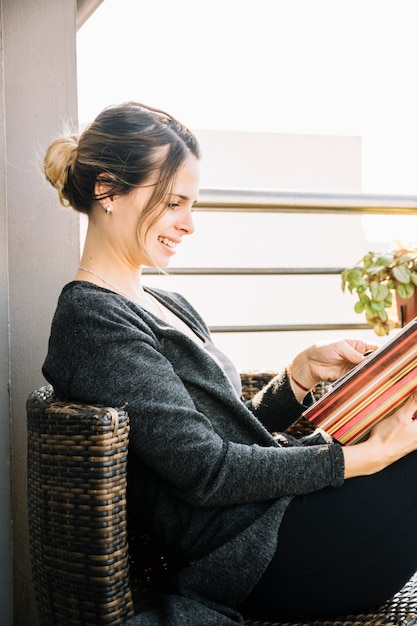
[1,0,80,623]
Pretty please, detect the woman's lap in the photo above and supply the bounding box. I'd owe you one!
[242,450,417,620]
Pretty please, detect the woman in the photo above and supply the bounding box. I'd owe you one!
[42,102,417,625]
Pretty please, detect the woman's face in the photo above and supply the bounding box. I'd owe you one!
[128,153,200,269]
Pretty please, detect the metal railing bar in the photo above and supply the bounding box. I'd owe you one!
[144,189,409,335]
[209,323,372,333]
[144,267,345,276]
[195,188,417,215]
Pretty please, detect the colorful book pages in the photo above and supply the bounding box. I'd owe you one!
[302,319,417,445]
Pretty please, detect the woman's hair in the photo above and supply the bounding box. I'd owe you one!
[43,101,201,229]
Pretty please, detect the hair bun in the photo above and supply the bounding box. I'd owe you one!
[43,134,79,206]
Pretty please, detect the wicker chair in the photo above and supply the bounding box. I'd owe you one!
[27,373,417,626]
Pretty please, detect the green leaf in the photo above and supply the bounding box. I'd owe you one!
[369,282,389,302]
[392,264,411,283]
[366,264,389,276]
[367,303,388,320]
[396,283,415,299]
[373,321,391,336]
[341,268,365,292]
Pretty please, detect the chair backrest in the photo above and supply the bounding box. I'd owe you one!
[29,372,321,625]
[27,374,281,625]
[27,385,134,626]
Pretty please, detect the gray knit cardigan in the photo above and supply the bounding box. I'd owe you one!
[42,282,345,625]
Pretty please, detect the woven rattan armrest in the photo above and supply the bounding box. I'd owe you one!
[27,386,134,626]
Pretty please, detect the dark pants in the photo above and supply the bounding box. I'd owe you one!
[242,450,417,620]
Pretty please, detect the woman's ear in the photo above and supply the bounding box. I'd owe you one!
[94,177,116,214]
[94,175,113,203]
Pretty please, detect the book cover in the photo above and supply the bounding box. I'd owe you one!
[301,318,417,445]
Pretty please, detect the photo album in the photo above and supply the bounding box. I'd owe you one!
[302,318,417,445]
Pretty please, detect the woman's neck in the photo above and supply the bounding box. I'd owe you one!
[76,262,145,306]
[77,224,146,302]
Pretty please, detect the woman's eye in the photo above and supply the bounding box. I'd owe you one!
[168,202,180,210]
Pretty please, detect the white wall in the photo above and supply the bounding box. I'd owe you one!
[197,129,361,192]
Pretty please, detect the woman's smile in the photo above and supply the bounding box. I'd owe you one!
[157,235,179,251]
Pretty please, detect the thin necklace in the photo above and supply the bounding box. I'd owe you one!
[77,265,169,322]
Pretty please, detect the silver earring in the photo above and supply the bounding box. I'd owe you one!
[105,205,111,214]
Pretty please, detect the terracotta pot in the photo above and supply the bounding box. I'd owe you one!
[396,292,417,327]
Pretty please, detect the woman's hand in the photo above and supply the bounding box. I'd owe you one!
[343,392,417,478]
[288,338,379,401]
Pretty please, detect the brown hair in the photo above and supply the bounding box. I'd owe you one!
[43,102,201,237]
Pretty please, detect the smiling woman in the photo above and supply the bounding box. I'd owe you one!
[39,100,417,625]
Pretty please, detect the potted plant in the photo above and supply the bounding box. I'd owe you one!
[341,242,417,336]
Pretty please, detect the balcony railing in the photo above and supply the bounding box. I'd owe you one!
[144,189,417,334]
[193,188,417,214]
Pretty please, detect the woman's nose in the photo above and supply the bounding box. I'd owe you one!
[177,208,195,235]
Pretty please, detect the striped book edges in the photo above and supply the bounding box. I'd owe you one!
[302,318,417,445]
